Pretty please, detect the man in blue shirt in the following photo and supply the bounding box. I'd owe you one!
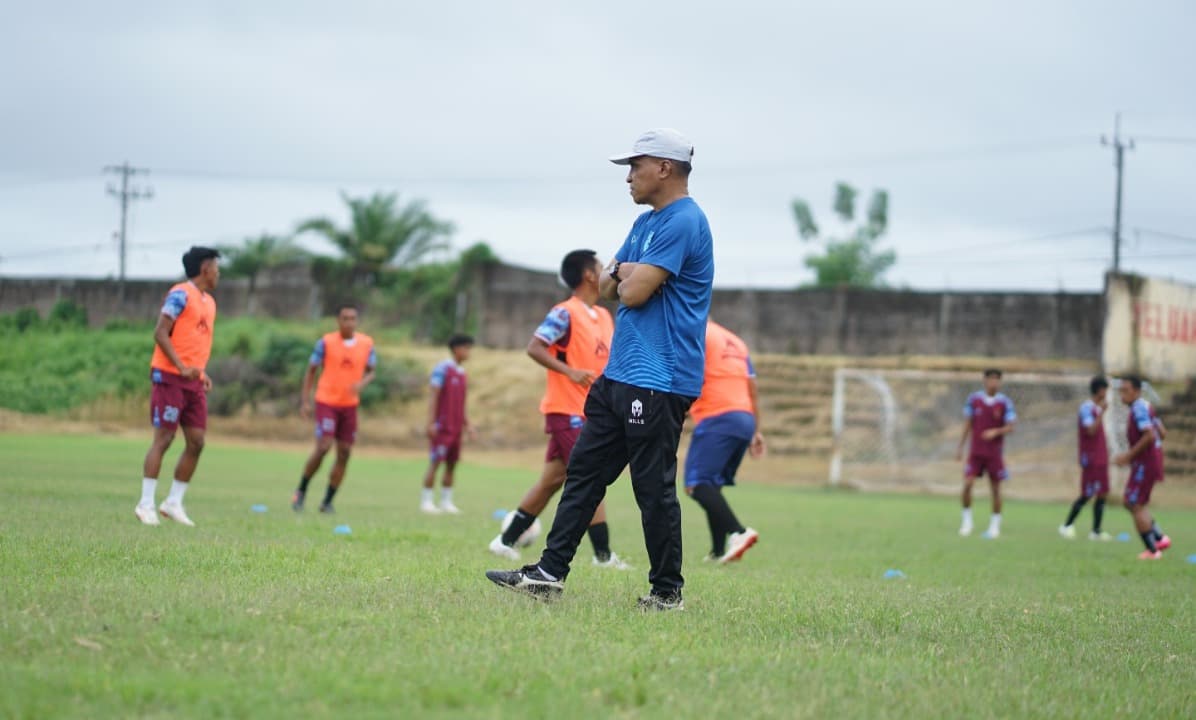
[487,128,714,610]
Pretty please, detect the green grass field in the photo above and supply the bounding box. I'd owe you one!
[2,433,1194,719]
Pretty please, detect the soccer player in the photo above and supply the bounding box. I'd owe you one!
[135,246,220,527]
[1059,376,1112,540]
[685,319,764,563]
[292,304,376,514]
[420,334,475,514]
[955,369,1017,539]
[487,128,714,611]
[488,249,629,570]
[1113,376,1171,560]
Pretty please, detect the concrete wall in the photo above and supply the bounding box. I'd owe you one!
[1103,272,1196,381]
[477,263,1104,359]
[0,265,322,326]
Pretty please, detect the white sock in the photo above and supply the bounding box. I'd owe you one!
[140,478,157,507]
[989,513,1002,531]
[961,508,973,526]
[166,480,188,504]
[421,488,434,504]
[441,487,453,505]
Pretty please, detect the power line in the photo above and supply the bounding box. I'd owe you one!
[104,162,153,286]
[1136,135,1196,146]
[1100,114,1132,273]
[898,226,1109,260]
[1133,227,1196,244]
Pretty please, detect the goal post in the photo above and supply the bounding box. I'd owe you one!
[828,368,1157,498]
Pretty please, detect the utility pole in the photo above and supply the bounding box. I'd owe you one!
[104,162,153,286]
[1100,114,1134,274]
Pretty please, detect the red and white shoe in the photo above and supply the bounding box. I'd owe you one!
[1155,535,1172,551]
[719,528,759,564]
[1137,550,1163,560]
[134,503,160,526]
[159,500,195,527]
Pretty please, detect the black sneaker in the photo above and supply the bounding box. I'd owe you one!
[291,490,305,512]
[319,502,334,514]
[637,592,684,612]
[485,564,564,600]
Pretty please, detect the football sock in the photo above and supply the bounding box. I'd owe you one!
[1150,521,1164,542]
[690,484,744,554]
[166,479,188,504]
[961,508,973,527]
[420,488,434,505]
[588,521,611,562]
[501,509,537,547]
[988,513,1002,532]
[1064,496,1088,527]
[1140,531,1158,552]
[140,477,157,507]
[440,487,454,505]
[322,484,338,507]
[1092,498,1106,532]
[298,474,312,493]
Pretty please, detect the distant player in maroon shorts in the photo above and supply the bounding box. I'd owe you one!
[1113,376,1171,560]
[420,335,476,514]
[1060,377,1112,540]
[486,250,626,567]
[955,369,1017,538]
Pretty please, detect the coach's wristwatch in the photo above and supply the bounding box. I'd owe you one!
[608,261,621,281]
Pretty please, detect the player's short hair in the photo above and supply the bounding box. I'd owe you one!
[1122,375,1143,390]
[336,302,359,315]
[559,250,598,289]
[182,246,220,278]
[667,159,692,178]
[1090,376,1109,394]
[448,334,474,350]
[983,368,1003,379]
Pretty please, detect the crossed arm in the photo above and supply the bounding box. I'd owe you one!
[600,261,671,308]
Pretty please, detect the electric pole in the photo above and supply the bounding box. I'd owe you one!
[1100,114,1133,274]
[104,162,153,285]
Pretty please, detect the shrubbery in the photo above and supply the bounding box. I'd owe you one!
[0,313,426,416]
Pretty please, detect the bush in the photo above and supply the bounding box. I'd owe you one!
[48,299,88,329]
[0,307,42,333]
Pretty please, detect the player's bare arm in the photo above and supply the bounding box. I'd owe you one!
[351,365,377,396]
[1084,418,1102,436]
[599,258,622,301]
[748,375,766,458]
[615,262,670,308]
[527,337,594,386]
[1114,426,1155,466]
[153,313,201,382]
[425,391,439,439]
[955,418,971,460]
[981,421,1015,441]
[300,363,319,418]
[1154,417,1167,441]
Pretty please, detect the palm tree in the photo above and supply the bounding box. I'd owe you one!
[296,192,454,286]
[220,234,309,313]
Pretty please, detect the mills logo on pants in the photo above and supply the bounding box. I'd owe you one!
[629,398,645,425]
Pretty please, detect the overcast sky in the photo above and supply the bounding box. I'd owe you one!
[1,0,1193,290]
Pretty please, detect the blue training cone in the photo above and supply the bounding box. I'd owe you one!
[333,525,352,535]
[883,569,906,580]
[250,504,268,513]
[1117,532,1131,543]
[1186,554,1196,565]
[492,509,508,521]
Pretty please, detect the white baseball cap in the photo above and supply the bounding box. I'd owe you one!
[608,128,694,165]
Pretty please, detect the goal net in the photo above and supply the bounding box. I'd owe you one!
[828,369,1158,498]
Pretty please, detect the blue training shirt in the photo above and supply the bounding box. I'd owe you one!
[604,196,714,397]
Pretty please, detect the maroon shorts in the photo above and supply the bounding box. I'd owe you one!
[545,414,584,463]
[150,370,207,431]
[430,433,462,464]
[315,402,358,445]
[1080,464,1109,498]
[964,454,1008,481]
[1124,463,1159,506]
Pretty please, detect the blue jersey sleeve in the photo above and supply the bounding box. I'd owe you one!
[161,289,188,319]
[367,347,377,369]
[963,394,975,418]
[637,212,697,277]
[309,339,326,367]
[1079,402,1098,428]
[1002,395,1017,423]
[1131,400,1153,430]
[430,361,448,388]
[534,307,571,346]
